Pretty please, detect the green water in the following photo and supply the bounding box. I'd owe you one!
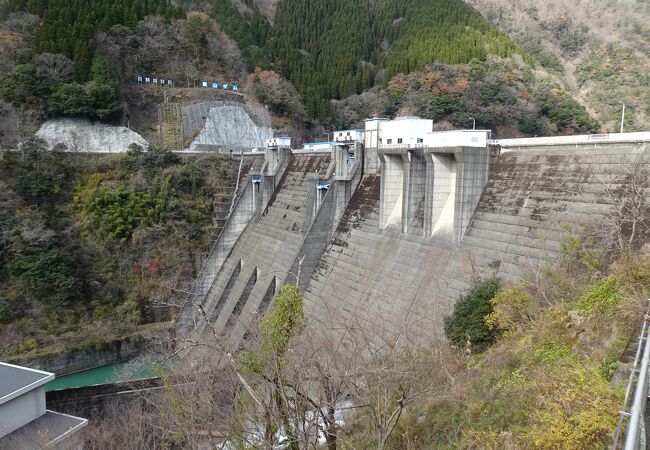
[45,360,163,392]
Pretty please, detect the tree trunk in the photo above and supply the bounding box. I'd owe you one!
[325,405,337,450]
[273,377,299,450]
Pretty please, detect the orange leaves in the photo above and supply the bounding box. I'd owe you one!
[0,32,22,44]
[418,69,469,96]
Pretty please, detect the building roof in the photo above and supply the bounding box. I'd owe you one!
[0,363,54,406]
[0,410,88,449]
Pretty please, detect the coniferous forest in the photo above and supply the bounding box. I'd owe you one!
[5,0,184,80]
[2,0,531,121]
[211,0,523,119]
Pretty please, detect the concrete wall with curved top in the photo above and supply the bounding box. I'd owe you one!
[185,105,273,153]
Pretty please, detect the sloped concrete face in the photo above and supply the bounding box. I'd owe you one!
[379,153,405,229]
[36,118,149,153]
[303,139,650,343]
[425,153,455,240]
[186,154,331,362]
[182,135,650,351]
[187,105,273,153]
[407,151,426,235]
[461,142,650,283]
[304,176,455,342]
[453,146,491,242]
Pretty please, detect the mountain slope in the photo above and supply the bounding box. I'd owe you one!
[223,0,525,119]
[467,0,650,132]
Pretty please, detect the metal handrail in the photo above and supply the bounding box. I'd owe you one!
[613,299,650,449]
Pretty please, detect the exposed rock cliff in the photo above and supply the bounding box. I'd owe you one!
[186,105,273,153]
[36,119,149,153]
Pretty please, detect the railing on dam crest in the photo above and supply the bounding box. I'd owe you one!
[613,299,650,449]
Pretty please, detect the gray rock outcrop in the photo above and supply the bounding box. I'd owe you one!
[36,118,149,153]
[186,105,273,153]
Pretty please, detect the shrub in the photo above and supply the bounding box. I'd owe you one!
[76,186,169,241]
[486,285,538,332]
[573,276,622,315]
[10,249,83,307]
[444,278,501,352]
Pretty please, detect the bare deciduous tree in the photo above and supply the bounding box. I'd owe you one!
[565,148,650,256]
[33,52,74,83]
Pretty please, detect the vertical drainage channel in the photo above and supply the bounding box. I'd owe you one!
[230,156,244,216]
[210,260,242,321]
[226,268,258,328]
[257,277,277,315]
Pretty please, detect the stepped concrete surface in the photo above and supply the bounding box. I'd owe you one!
[304,176,454,342]
[181,132,650,356]
[185,154,330,363]
[176,155,264,332]
[462,142,650,283]
[184,104,272,153]
[304,139,650,342]
[37,118,149,153]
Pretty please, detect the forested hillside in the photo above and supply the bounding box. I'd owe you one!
[333,58,598,136]
[0,142,236,359]
[203,0,597,136]
[217,0,524,119]
[0,0,601,140]
[4,0,184,80]
[466,0,650,132]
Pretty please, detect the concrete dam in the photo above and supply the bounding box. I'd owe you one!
[178,118,650,358]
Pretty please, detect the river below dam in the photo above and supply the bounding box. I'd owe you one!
[45,360,164,392]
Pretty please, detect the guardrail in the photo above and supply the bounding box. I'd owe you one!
[613,299,650,449]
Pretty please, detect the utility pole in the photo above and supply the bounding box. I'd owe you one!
[469,117,476,130]
[620,102,626,133]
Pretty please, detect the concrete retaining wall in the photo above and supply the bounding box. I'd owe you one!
[183,154,331,364]
[177,156,264,331]
[8,336,145,376]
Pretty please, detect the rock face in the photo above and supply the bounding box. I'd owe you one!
[186,105,273,153]
[36,118,149,153]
